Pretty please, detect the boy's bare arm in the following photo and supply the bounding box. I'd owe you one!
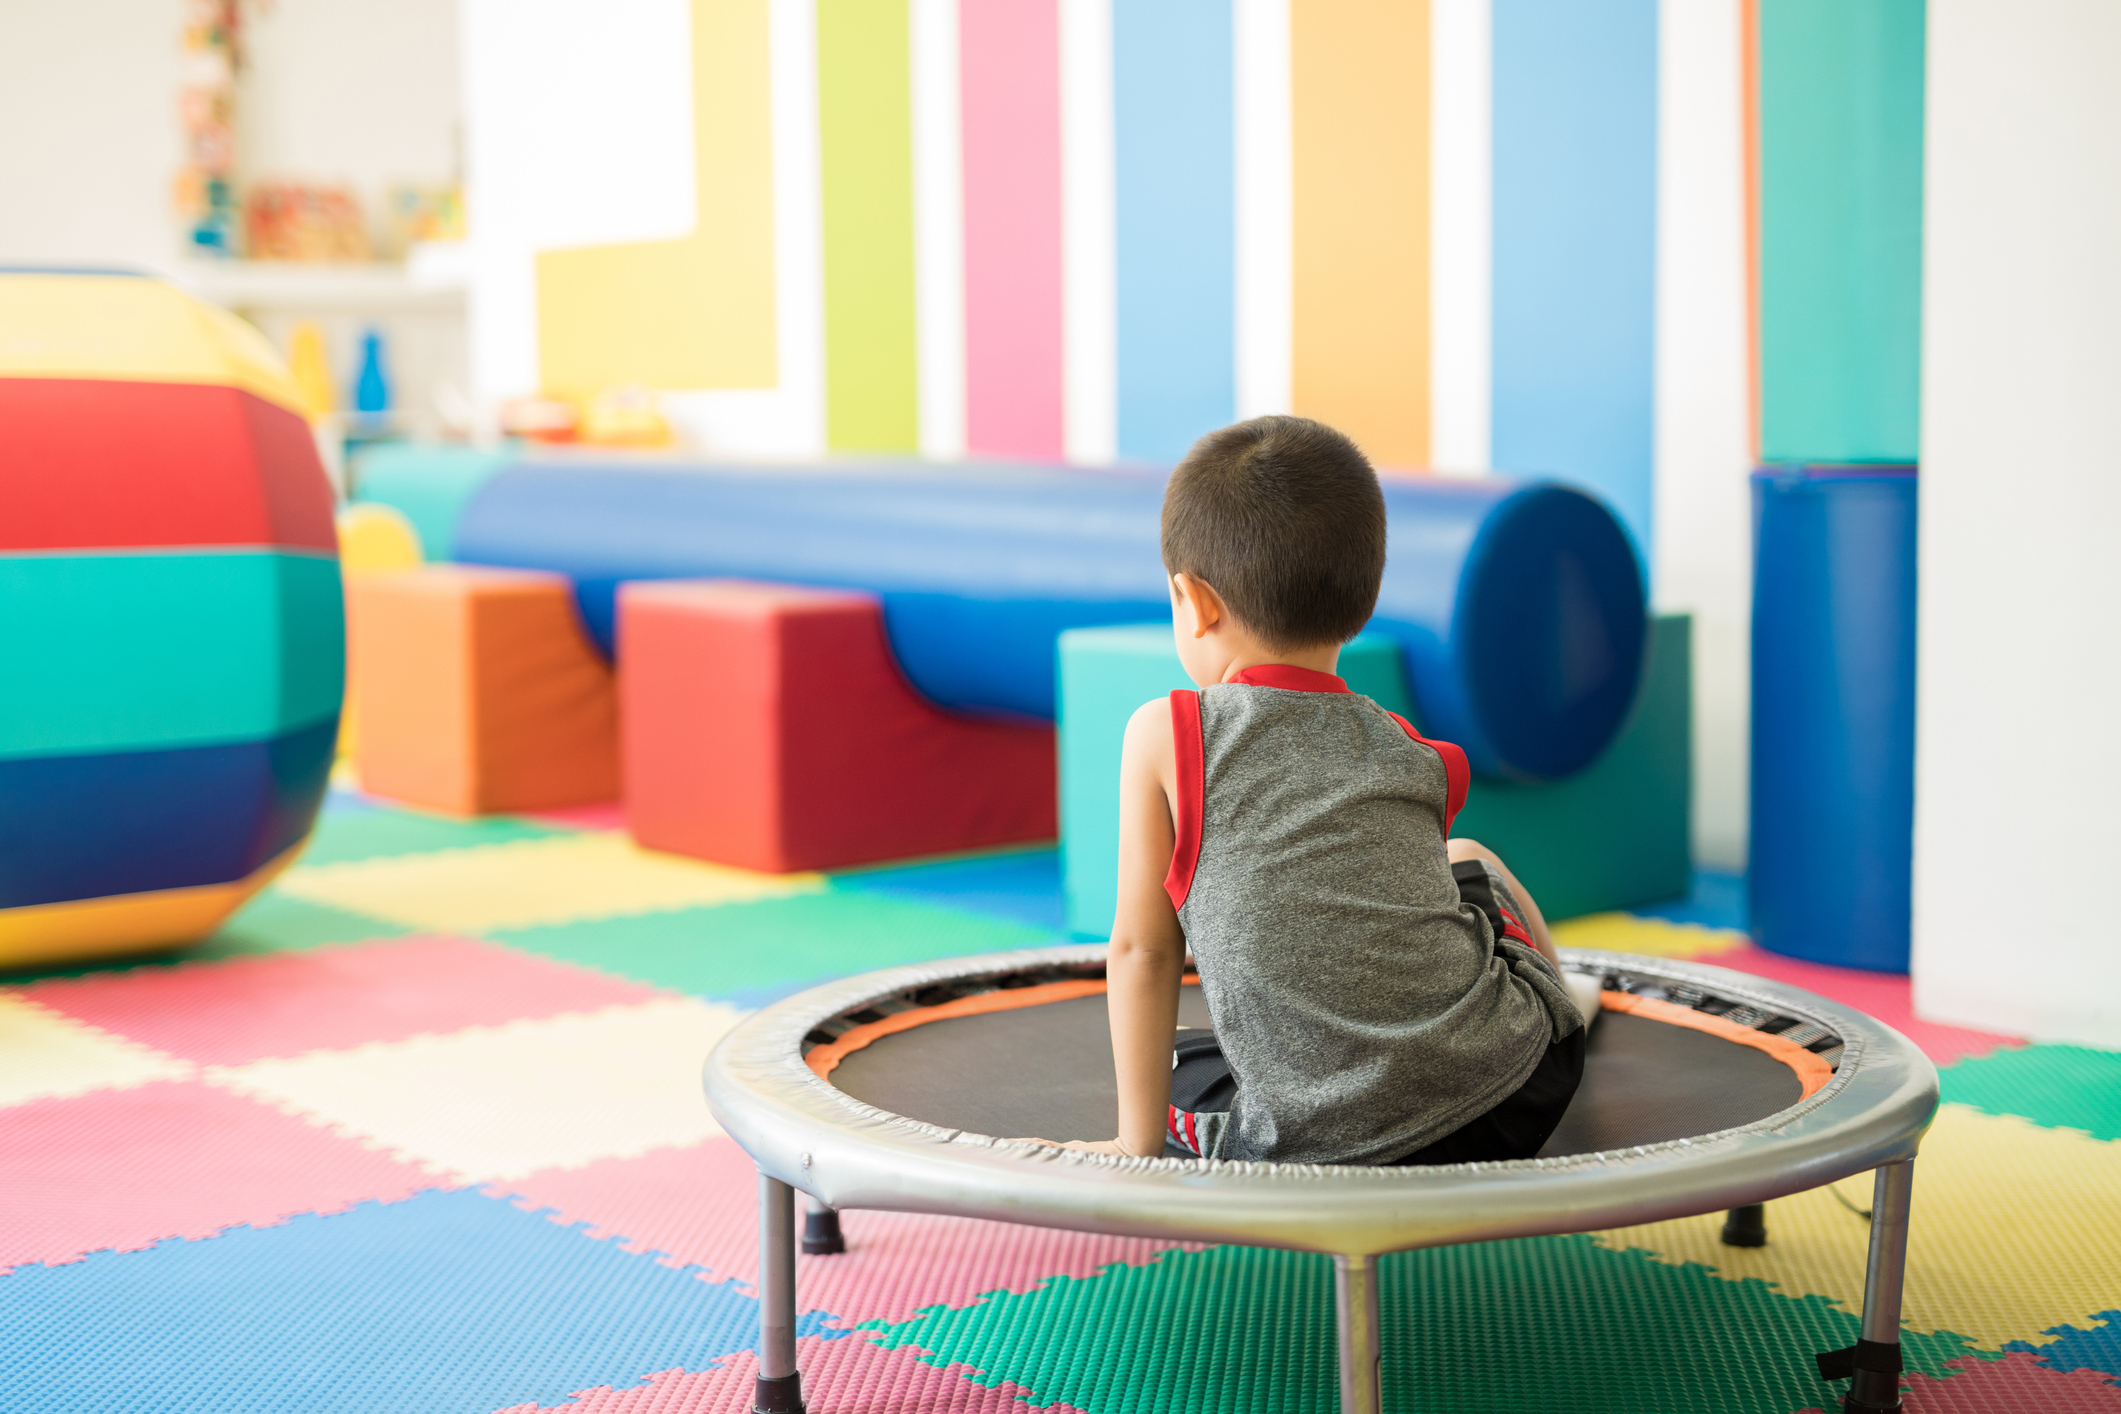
[1026,699,1187,1157]
[1101,699,1189,1156]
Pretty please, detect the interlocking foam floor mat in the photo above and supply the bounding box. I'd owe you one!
[1,791,2115,1413]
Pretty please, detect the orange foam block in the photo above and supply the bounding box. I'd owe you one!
[346,566,619,814]
[619,580,1057,872]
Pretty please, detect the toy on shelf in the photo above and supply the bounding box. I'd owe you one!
[0,269,343,968]
[243,181,372,263]
[174,0,244,256]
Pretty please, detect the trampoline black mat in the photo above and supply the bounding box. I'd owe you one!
[825,991,1806,1157]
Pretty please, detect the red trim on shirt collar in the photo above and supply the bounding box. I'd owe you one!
[1226,663,1350,694]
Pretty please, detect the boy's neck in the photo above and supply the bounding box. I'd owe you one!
[1217,641,1342,684]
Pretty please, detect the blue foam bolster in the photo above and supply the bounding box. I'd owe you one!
[455,459,1646,780]
[0,718,336,909]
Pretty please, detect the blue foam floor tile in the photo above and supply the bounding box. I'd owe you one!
[1631,869,1747,931]
[0,1187,816,1414]
[834,848,1067,933]
[2012,1311,2121,1382]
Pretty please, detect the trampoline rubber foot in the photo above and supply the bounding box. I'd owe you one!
[1819,1340,1904,1413]
[753,1372,805,1413]
[802,1207,846,1255]
[1720,1203,1768,1247]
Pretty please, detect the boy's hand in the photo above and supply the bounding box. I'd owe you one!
[1009,1137,1133,1156]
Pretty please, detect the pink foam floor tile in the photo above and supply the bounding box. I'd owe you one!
[21,934,662,1065]
[1795,1353,2121,1413]
[0,1078,439,1272]
[1712,944,2022,1066]
[520,801,629,832]
[491,1136,1202,1325]
[492,1333,1085,1413]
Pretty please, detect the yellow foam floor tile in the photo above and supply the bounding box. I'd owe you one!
[205,996,745,1183]
[0,994,193,1108]
[274,832,825,933]
[1593,1103,2121,1349]
[1551,911,1749,959]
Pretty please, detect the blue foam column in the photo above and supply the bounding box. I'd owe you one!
[1750,467,1917,972]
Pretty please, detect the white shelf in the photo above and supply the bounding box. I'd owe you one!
[173,244,468,314]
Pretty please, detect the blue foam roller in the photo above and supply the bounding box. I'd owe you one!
[453,459,1646,781]
[1750,466,1917,972]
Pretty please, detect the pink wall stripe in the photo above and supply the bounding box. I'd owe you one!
[960,0,1066,459]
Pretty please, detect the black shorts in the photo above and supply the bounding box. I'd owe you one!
[1166,858,1586,1164]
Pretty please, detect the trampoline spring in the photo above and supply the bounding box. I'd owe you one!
[1723,1005,1772,1028]
[1779,1024,1832,1048]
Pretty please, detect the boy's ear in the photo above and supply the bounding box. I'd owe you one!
[1172,573,1225,638]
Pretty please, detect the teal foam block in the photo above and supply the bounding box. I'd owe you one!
[350,444,514,560]
[0,550,344,760]
[1057,616,1689,934]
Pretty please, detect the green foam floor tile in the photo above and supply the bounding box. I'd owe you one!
[493,891,1057,1000]
[861,1237,1990,1414]
[1939,1044,2121,1141]
[294,804,568,867]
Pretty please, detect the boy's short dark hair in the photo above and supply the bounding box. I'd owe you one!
[1161,415,1386,650]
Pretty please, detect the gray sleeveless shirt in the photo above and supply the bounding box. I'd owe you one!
[1166,664,1580,1164]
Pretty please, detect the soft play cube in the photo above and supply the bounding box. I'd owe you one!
[346,565,621,814]
[0,270,343,967]
[619,580,1057,873]
[1058,617,1692,934]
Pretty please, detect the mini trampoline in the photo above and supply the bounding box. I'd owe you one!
[704,946,1938,1414]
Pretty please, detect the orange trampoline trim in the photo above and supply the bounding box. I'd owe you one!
[807,976,1209,1080]
[1600,990,1834,1098]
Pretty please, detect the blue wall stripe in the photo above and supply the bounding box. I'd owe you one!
[1491,0,1659,566]
[1114,0,1236,464]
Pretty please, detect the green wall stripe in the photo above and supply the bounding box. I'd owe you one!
[1757,0,1926,462]
[817,0,920,451]
[0,550,344,760]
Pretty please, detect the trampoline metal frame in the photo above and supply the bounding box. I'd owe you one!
[704,945,1938,1414]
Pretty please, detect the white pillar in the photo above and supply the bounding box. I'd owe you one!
[1915,0,2121,1045]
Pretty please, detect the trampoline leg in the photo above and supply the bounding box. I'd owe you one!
[803,1196,846,1255]
[1333,1254,1383,1414]
[1721,1203,1769,1247]
[755,1174,805,1414]
[1845,1160,1914,1413]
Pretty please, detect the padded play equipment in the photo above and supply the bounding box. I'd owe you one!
[1060,617,1691,932]
[405,455,1646,783]
[345,566,618,814]
[707,946,1937,1414]
[0,269,343,969]
[1752,467,1918,972]
[620,581,1055,871]
[334,503,424,760]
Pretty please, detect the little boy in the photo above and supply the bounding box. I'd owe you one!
[1065,415,1584,1165]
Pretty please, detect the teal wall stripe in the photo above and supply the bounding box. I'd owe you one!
[1757,0,1926,462]
[0,550,345,760]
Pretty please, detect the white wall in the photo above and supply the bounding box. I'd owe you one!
[1653,0,1753,872]
[239,0,463,254]
[1915,0,2121,1045]
[0,0,188,268]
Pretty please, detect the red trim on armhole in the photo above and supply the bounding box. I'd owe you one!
[1385,711,1470,833]
[1164,690,1205,911]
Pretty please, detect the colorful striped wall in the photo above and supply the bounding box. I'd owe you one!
[497,0,1937,579]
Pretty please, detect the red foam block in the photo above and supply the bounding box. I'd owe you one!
[0,379,337,552]
[21,935,662,1065]
[0,1079,437,1273]
[490,1335,1086,1414]
[619,580,1057,873]
[491,1136,1202,1326]
[1714,945,2022,1066]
